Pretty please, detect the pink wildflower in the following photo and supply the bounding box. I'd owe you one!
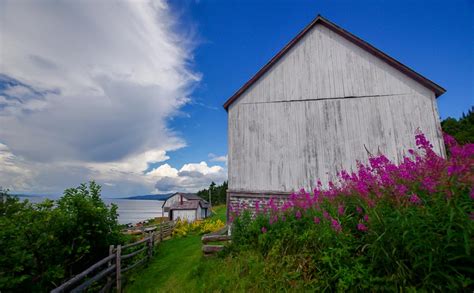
[409,194,422,204]
[331,218,342,233]
[295,210,302,219]
[323,210,330,220]
[261,227,267,234]
[338,204,345,216]
[363,214,369,222]
[356,206,363,214]
[313,217,320,224]
[357,223,368,232]
[470,187,474,200]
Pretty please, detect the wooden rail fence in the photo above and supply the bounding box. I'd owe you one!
[201,225,231,256]
[51,221,175,293]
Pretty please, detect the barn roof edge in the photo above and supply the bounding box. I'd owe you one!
[222,15,446,111]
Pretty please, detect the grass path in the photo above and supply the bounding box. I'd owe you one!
[124,206,226,292]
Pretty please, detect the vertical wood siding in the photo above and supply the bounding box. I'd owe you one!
[228,24,444,193]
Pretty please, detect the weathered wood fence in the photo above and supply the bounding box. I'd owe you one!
[51,221,175,293]
[201,225,231,256]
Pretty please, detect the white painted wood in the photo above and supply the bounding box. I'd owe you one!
[172,210,196,222]
[227,23,445,193]
[163,194,188,209]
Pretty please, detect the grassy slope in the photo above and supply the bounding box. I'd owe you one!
[124,206,226,292]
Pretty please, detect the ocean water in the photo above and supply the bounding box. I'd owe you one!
[17,196,165,225]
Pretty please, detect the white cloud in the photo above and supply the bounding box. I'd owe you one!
[150,161,227,193]
[208,153,228,163]
[0,0,209,196]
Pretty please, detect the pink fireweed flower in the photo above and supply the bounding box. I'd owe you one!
[338,204,345,216]
[314,217,320,224]
[395,184,408,196]
[357,223,368,232]
[470,188,474,200]
[323,210,330,220]
[261,227,267,234]
[269,215,278,225]
[409,194,422,204]
[295,210,302,219]
[421,177,437,193]
[331,218,342,233]
[356,206,363,214]
[443,133,457,148]
[363,214,369,222]
[255,200,260,214]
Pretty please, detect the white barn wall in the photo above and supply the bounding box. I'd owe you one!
[228,23,445,194]
[172,210,196,222]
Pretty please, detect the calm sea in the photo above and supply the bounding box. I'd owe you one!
[17,196,165,225]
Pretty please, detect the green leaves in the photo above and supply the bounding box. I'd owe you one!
[0,182,124,292]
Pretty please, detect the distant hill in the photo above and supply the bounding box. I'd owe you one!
[123,193,174,200]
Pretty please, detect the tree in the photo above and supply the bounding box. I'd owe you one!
[197,181,228,206]
[0,182,124,292]
[441,106,474,144]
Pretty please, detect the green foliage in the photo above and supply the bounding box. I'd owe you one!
[226,190,473,291]
[0,182,125,292]
[441,106,474,144]
[197,181,228,205]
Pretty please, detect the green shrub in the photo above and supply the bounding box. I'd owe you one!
[0,182,125,292]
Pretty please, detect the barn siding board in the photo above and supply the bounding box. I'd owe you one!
[229,94,444,193]
[227,19,445,206]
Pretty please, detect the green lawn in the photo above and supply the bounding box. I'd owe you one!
[124,206,226,292]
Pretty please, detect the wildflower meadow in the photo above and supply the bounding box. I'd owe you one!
[228,132,473,291]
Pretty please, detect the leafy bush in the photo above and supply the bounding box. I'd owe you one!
[0,182,125,292]
[228,132,474,291]
[173,218,225,237]
[441,106,474,144]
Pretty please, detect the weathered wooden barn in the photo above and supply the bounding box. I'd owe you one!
[224,16,446,214]
[162,192,210,221]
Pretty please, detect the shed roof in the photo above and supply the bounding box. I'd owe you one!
[169,199,208,211]
[223,15,445,111]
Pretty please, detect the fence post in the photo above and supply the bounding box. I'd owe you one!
[160,222,163,242]
[148,232,154,260]
[116,245,122,293]
[107,245,114,286]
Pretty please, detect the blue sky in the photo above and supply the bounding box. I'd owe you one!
[0,0,472,196]
[166,0,473,167]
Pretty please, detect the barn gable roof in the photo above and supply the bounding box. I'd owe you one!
[169,199,208,211]
[223,15,446,111]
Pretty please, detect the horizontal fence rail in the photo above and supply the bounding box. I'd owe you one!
[51,221,176,293]
[201,225,231,256]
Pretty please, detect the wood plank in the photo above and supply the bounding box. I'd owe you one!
[121,246,147,260]
[202,245,224,254]
[70,265,116,293]
[121,236,150,250]
[201,235,231,244]
[51,254,115,293]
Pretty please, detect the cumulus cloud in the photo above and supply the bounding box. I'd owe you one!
[208,153,228,164]
[0,0,217,196]
[152,161,227,193]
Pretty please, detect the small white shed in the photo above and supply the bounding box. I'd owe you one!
[162,192,204,213]
[169,199,209,222]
